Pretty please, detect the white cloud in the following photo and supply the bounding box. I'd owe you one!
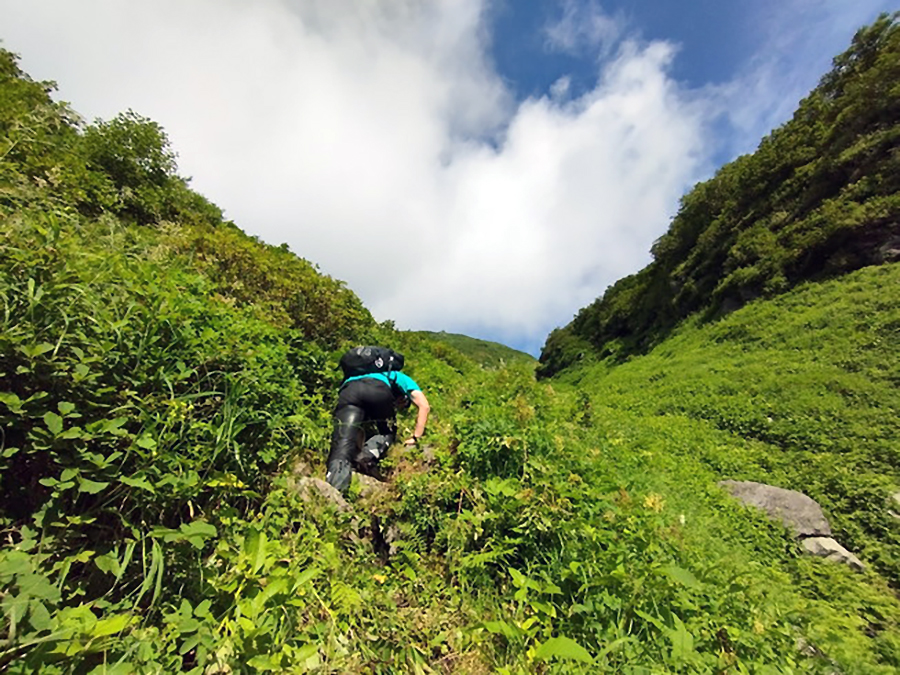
[1,0,709,352]
[544,0,624,59]
[4,0,883,353]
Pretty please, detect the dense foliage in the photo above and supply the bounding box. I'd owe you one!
[556,263,900,580]
[539,13,900,377]
[4,20,900,672]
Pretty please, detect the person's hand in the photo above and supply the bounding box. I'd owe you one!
[404,437,419,447]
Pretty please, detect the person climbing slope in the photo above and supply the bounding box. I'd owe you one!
[325,346,430,493]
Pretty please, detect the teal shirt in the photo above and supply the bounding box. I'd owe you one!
[343,371,421,396]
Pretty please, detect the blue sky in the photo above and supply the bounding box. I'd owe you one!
[0,0,894,355]
[490,1,753,94]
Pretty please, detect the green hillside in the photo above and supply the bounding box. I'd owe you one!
[539,14,900,378]
[557,262,900,580]
[404,331,536,369]
[3,16,900,674]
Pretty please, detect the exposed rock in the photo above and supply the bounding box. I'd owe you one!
[801,537,866,571]
[287,476,350,512]
[719,480,832,537]
[355,473,388,499]
[720,480,865,572]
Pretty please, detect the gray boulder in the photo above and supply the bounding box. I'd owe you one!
[801,537,866,571]
[720,480,866,572]
[287,476,350,512]
[719,480,832,537]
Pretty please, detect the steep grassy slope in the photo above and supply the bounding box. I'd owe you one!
[555,262,900,584]
[404,331,536,369]
[5,211,900,670]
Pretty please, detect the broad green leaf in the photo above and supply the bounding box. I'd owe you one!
[179,634,201,655]
[78,478,109,494]
[0,551,32,578]
[247,654,279,670]
[18,572,60,602]
[57,401,75,416]
[0,392,24,413]
[180,521,217,539]
[58,604,98,634]
[136,435,157,449]
[95,553,121,577]
[102,417,128,433]
[120,476,155,493]
[294,644,319,661]
[509,568,526,587]
[255,577,289,611]
[21,342,54,359]
[543,581,562,595]
[534,636,593,663]
[91,613,132,637]
[668,615,695,660]
[3,593,29,625]
[29,600,52,632]
[294,566,319,587]
[180,521,217,549]
[662,565,701,589]
[176,616,200,634]
[251,531,268,574]
[44,411,63,436]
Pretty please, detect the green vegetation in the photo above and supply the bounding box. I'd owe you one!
[3,16,900,673]
[405,331,536,369]
[539,13,900,377]
[556,261,900,575]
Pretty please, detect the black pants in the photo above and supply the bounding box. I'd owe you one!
[327,379,397,470]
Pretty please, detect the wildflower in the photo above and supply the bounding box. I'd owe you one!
[643,493,665,512]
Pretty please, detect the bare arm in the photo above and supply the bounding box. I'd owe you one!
[404,389,430,445]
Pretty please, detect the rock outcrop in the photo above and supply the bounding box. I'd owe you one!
[720,480,865,571]
[719,480,832,537]
[287,476,350,512]
[801,537,865,571]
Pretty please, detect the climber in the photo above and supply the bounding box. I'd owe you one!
[325,347,430,493]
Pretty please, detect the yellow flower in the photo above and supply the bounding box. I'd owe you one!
[643,493,665,512]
